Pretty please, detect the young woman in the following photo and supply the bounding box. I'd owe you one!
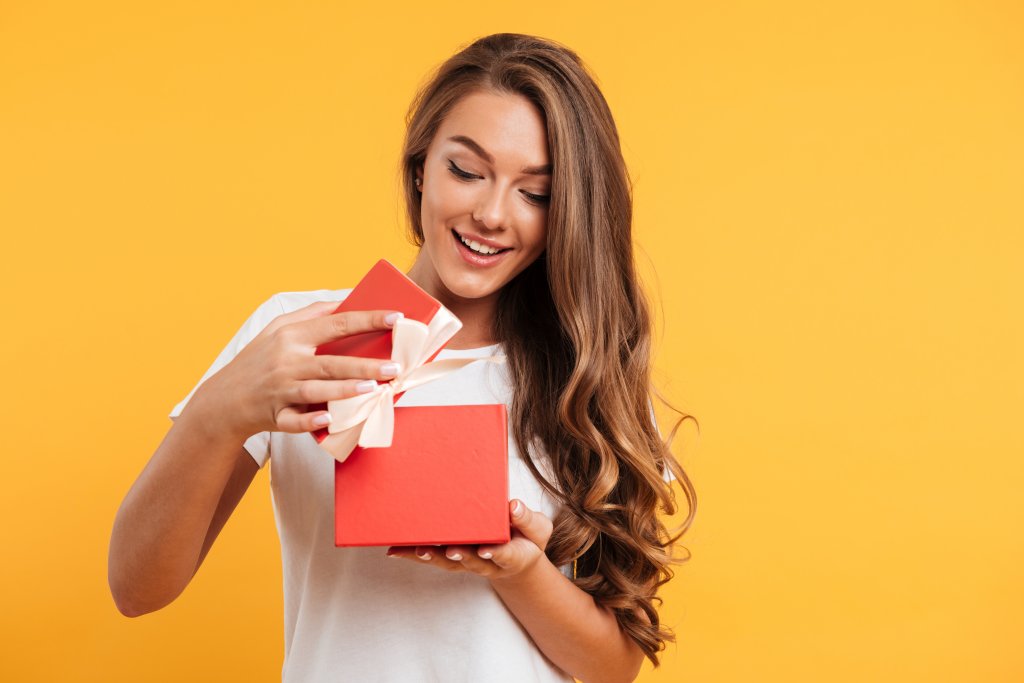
[109,32,696,683]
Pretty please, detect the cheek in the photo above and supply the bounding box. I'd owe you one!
[525,221,548,256]
[427,180,475,218]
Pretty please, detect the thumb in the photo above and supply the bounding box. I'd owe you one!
[509,499,553,551]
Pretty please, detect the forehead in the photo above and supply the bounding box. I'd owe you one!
[433,90,549,163]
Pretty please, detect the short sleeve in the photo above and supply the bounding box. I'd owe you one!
[168,294,284,469]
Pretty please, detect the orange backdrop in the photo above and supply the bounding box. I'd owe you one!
[2,2,1022,681]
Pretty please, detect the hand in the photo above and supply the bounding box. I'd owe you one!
[194,301,405,439]
[386,499,554,582]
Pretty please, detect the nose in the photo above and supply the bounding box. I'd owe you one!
[473,183,510,231]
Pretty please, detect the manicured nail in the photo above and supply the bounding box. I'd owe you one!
[447,552,463,561]
[384,312,404,326]
[381,362,401,377]
[312,413,332,427]
[511,500,523,516]
[417,550,432,561]
[479,550,493,560]
[356,380,378,394]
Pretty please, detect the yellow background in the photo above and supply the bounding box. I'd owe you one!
[2,1,1021,681]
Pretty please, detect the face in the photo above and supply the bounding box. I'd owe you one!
[409,89,550,308]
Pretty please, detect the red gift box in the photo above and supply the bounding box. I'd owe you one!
[312,259,510,547]
[335,405,510,547]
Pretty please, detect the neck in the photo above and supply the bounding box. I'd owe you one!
[406,257,499,350]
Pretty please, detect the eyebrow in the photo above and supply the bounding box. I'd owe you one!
[448,135,552,176]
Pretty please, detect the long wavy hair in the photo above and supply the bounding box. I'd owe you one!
[398,33,698,665]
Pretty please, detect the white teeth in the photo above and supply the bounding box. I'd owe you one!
[459,233,501,255]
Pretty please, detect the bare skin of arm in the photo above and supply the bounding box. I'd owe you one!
[108,304,403,617]
[108,407,258,617]
[387,501,648,683]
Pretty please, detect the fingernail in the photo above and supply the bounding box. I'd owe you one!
[384,312,404,326]
[447,552,463,561]
[417,551,432,561]
[312,413,332,427]
[381,362,401,377]
[511,500,523,516]
[356,380,378,394]
[479,550,493,560]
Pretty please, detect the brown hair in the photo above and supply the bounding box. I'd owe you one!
[398,32,697,665]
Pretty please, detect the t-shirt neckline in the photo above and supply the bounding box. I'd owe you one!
[435,343,503,358]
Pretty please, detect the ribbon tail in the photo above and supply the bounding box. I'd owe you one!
[359,397,395,448]
[319,425,363,463]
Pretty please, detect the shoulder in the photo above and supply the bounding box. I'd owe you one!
[233,288,354,342]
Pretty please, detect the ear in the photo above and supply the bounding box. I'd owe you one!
[414,164,424,191]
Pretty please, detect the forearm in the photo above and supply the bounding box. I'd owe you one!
[490,557,644,683]
[109,391,246,615]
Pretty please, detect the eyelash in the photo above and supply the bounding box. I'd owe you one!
[446,160,550,206]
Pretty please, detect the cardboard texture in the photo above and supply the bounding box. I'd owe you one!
[335,405,511,547]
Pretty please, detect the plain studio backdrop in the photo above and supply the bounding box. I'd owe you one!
[1,2,1021,681]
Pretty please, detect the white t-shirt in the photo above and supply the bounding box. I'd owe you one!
[169,289,575,683]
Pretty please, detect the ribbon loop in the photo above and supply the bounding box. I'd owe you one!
[320,312,504,462]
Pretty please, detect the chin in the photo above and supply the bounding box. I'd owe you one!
[439,274,504,302]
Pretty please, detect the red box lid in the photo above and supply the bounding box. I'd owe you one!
[310,259,442,444]
[335,404,511,547]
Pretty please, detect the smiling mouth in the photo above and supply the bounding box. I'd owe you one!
[451,229,512,256]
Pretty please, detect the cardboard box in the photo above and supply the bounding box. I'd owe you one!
[335,405,510,547]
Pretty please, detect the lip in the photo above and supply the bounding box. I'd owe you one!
[451,228,512,267]
[452,229,512,251]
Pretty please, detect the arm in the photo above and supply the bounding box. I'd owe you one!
[488,524,646,682]
[108,393,258,617]
[387,501,646,683]
[109,302,403,616]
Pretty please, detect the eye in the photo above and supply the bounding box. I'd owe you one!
[448,159,549,207]
[447,159,479,180]
[521,191,550,207]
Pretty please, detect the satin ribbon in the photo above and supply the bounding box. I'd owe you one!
[318,310,504,462]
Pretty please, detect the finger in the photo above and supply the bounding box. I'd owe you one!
[476,546,498,561]
[487,536,544,569]
[275,405,336,434]
[296,310,404,347]
[285,378,385,405]
[445,546,494,575]
[509,500,554,550]
[259,300,342,338]
[484,539,529,571]
[413,545,463,572]
[385,546,419,561]
[301,354,403,382]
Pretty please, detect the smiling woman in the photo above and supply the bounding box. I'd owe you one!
[111,31,695,683]
[398,32,697,674]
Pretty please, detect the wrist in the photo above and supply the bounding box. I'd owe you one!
[183,381,255,445]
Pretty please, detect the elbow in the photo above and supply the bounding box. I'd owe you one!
[108,567,173,618]
[110,581,143,618]
[110,584,166,618]
[113,597,144,619]
[109,575,148,618]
